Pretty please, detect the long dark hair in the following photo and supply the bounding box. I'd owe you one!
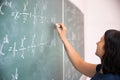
[101,29,120,75]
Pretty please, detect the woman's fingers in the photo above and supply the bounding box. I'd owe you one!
[56,23,61,33]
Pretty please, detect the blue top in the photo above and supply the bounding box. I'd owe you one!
[91,64,120,80]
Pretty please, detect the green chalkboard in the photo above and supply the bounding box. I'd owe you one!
[64,0,84,80]
[0,0,63,80]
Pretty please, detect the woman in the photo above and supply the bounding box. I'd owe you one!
[56,23,120,80]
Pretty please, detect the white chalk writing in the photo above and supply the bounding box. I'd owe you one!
[31,34,36,56]
[0,0,12,15]
[13,42,18,57]
[19,36,26,59]
[0,34,9,56]
[0,43,5,56]
[11,68,18,80]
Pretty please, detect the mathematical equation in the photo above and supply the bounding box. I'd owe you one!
[0,0,12,15]
[11,67,55,80]
[11,68,18,80]
[0,33,57,59]
[0,0,56,24]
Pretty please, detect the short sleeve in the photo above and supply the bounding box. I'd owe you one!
[96,64,102,72]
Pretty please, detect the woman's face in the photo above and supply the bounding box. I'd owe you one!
[95,36,105,58]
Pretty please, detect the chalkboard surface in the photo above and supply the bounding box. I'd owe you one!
[0,0,84,80]
[0,0,63,80]
[64,0,84,80]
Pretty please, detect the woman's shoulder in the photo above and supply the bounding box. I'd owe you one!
[105,74,120,79]
[91,64,120,80]
[91,71,120,80]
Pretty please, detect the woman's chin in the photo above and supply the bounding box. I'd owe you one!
[95,52,100,58]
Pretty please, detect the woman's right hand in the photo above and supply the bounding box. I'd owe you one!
[56,23,67,42]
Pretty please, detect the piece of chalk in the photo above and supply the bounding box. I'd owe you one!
[56,24,62,28]
[56,24,58,26]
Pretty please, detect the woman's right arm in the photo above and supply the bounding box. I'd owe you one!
[56,23,97,77]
